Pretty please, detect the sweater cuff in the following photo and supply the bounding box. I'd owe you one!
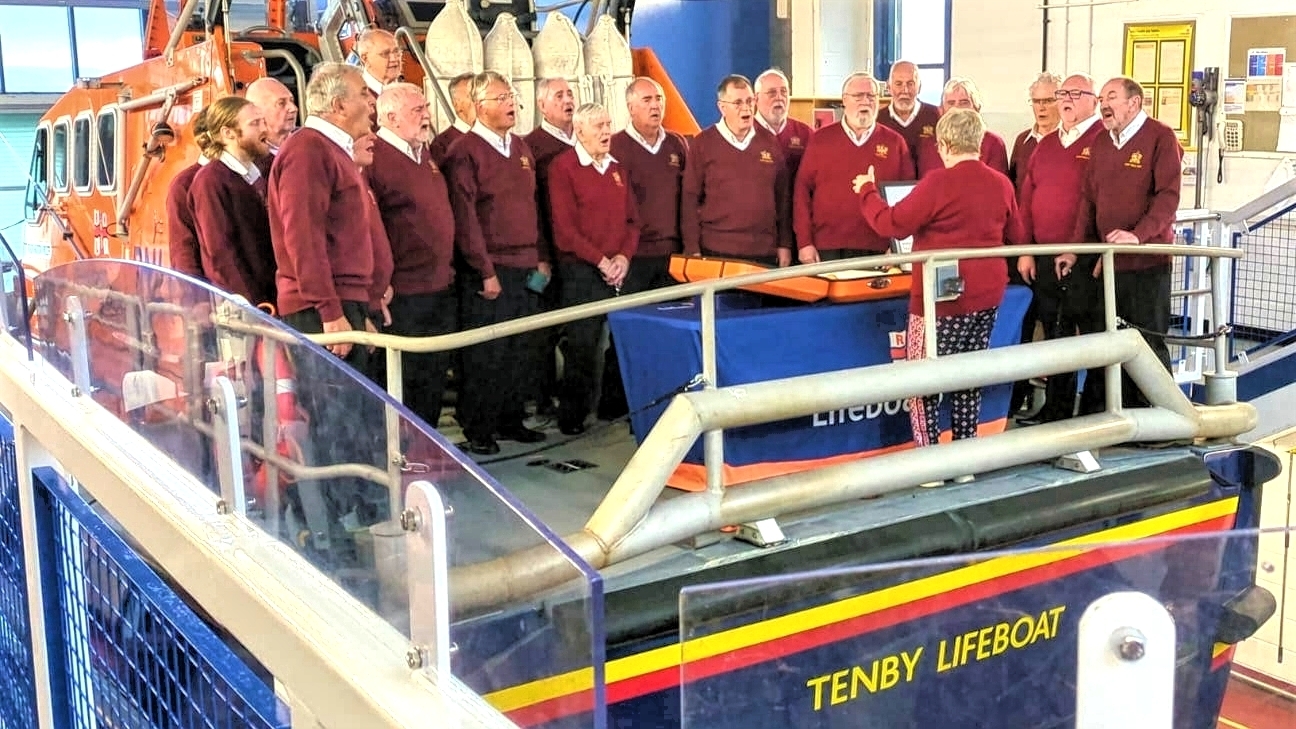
[316,299,344,324]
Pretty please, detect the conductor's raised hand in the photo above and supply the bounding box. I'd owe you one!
[852,165,877,194]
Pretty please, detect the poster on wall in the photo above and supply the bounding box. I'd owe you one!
[1246,47,1286,112]
[1123,22,1195,146]
[1223,78,1247,114]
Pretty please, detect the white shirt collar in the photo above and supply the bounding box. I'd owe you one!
[716,121,755,150]
[218,151,261,185]
[1111,110,1148,149]
[197,155,210,167]
[1028,126,1054,143]
[377,126,421,163]
[756,113,786,136]
[471,121,512,157]
[1059,113,1101,148]
[575,143,616,174]
[626,123,665,154]
[887,100,922,127]
[842,120,875,147]
[541,119,576,145]
[304,116,355,159]
[452,117,472,134]
[362,69,384,95]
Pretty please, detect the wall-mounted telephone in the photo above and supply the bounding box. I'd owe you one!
[1223,120,1244,153]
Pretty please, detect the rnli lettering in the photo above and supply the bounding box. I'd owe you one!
[811,399,916,426]
[802,604,1067,712]
[805,647,923,711]
[936,605,1066,673]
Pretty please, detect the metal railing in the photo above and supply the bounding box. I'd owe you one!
[1220,179,1296,359]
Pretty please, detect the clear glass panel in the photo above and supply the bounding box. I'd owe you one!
[917,66,947,108]
[899,0,947,66]
[72,117,90,190]
[28,260,607,727]
[72,8,143,78]
[0,6,73,92]
[23,127,46,224]
[52,123,68,192]
[681,445,1292,728]
[96,112,117,189]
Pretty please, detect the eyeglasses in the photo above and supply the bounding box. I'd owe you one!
[845,92,878,102]
[1054,89,1095,100]
[481,92,518,104]
[720,98,755,109]
[1029,97,1057,106]
[374,49,403,60]
[760,89,789,99]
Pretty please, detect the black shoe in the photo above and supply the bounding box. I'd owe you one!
[463,437,499,455]
[498,426,546,444]
[559,422,586,436]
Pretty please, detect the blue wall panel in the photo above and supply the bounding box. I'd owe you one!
[628,0,772,128]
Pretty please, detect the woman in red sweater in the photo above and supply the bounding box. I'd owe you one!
[855,108,1023,465]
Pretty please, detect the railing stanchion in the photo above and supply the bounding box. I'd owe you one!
[700,287,724,494]
[1102,250,1122,413]
[1206,250,1238,405]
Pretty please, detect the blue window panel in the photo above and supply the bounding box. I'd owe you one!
[72,7,143,78]
[0,6,74,92]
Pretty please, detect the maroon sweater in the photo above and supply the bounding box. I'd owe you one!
[525,126,575,256]
[547,149,640,265]
[367,136,456,295]
[1019,122,1103,246]
[766,117,814,185]
[1009,129,1046,194]
[682,125,792,258]
[190,160,277,307]
[429,125,465,167]
[443,130,543,278]
[610,129,688,257]
[1071,117,1183,272]
[267,127,373,321]
[166,162,203,278]
[365,187,394,311]
[917,130,1010,179]
[878,103,941,169]
[860,159,1023,316]
[794,123,915,254]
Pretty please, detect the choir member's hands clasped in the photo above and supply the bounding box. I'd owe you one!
[852,165,877,194]
[600,255,629,290]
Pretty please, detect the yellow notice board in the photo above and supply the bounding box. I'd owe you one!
[1123,22,1196,146]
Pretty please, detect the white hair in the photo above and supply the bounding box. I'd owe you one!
[304,62,362,117]
[841,72,880,96]
[470,71,509,104]
[943,76,984,111]
[625,76,663,103]
[1062,72,1096,92]
[573,102,608,129]
[536,77,571,103]
[376,82,423,122]
[754,68,790,93]
[1029,72,1064,93]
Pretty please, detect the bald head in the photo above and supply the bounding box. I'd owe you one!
[245,77,296,146]
[625,76,665,138]
[888,60,921,116]
[356,28,401,85]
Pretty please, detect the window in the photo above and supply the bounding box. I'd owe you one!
[73,116,92,190]
[0,5,75,92]
[875,0,952,107]
[24,126,47,223]
[52,121,69,192]
[72,7,144,78]
[96,109,118,189]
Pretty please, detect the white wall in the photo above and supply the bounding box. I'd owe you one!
[952,0,1296,212]
[790,0,873,98]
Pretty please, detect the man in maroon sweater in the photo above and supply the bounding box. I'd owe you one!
[547,103,640,434]
[443,70,549,454]
[682,74,792,266]
[166,109,209,279]
[268,62,376,368]
[369,83,458,428]
[1004,71,1061,417]
[356,29,402,127]
[1009,73,1062,192]
[429,72,476,166]
[1070,76,1183,412]
[1014,72,1104,424]
[611,76,689,291]
[879,60,941,171]
[916,78,1010,178]
[246,77,297,156]
[190,96,277,308]
[794,72,914,264]
[523,76,575,420]
[754,69,813,187]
